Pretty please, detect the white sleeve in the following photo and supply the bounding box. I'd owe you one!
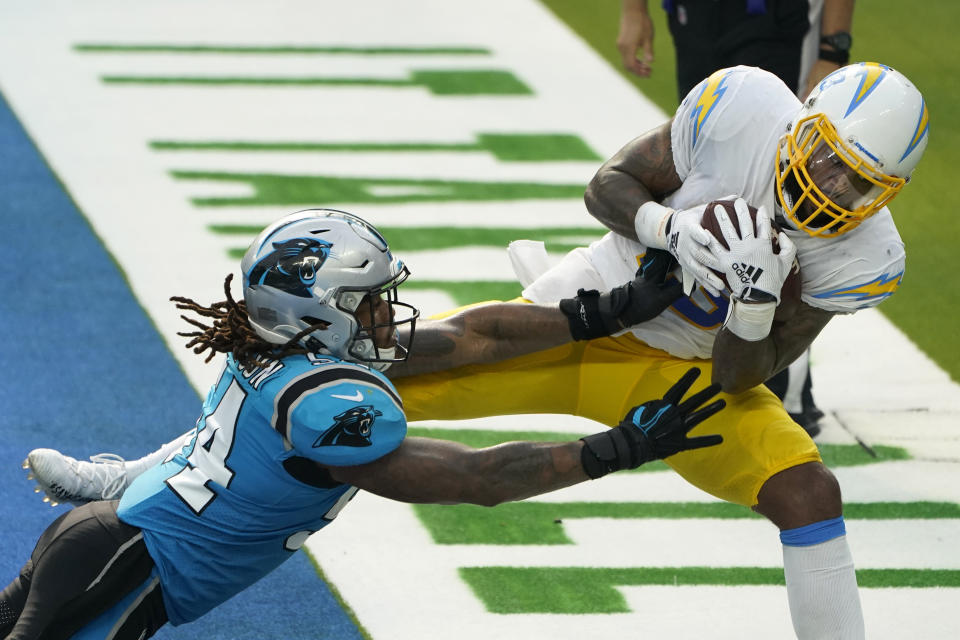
[795,211,907,313]
[671,66,799,182]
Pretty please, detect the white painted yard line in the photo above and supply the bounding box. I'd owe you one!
[142,150,604,182]
[521,469,742,503]
[620,586,960,640]
[813,309,960,412]
[402,247,558,281]
[311,491,960,640]
[361,517,960,569]
[187,201,603,230]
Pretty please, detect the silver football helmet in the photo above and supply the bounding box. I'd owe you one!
[776,62,929,236]
[241,209,418,369]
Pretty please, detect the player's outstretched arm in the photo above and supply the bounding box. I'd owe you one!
[388,302,570,379]
[388,250,682,379]
[328,368,724,505]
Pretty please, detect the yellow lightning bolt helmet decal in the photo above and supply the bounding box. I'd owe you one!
[813,271,903,302]
[689,69,731,148]
[843,62,888,117]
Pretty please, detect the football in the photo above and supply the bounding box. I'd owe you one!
[699,198,801,319]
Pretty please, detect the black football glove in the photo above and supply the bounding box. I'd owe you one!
[580,367,725,479]
[559,249,683,341]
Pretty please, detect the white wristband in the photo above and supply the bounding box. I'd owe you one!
[723,298,776,341]
[634,201,675,249]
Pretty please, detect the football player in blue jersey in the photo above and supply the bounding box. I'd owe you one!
[2,209,724,639]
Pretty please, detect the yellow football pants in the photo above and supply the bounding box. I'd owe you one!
[395,331,821,508]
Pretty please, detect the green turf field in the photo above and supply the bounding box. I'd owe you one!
[541,0,960,383]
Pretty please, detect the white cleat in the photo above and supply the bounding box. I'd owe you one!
[24,449,129,507]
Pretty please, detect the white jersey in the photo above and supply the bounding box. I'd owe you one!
[524,66,905,359]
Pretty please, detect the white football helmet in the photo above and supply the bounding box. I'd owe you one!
[241,209,418,369]
[776,62,930,236]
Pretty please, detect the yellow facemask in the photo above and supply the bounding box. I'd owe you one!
[775,113,905,237]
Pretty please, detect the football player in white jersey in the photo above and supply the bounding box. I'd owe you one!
[396,62,927,639]
[23,63,928,639]
[5,209,722,639]
[533,61,923,638]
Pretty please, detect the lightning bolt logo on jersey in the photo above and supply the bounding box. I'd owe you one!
[116,352,406,626]
[687,69,731,148]
[813,271,902,303]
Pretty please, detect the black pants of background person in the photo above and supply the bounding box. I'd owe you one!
[0,500,167,640]
[666,0,811,100]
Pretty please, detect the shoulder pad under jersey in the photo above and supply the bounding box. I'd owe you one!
[672,66,798,179]
[270,359,406,466]
[796,210,906,313]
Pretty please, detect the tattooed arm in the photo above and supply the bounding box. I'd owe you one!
[386,249,683,380]
[583,119,682,240]
[712,302,835,394]
[329,436,588,506]
[386,302,571,379]
[328,368,724,505]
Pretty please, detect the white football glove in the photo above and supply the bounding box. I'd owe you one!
[711,198,797,303]
[666,205,726,297]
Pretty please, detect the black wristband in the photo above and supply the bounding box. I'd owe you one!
[580,426,646,479]
[559,289,607,341]
[818,47,849,65]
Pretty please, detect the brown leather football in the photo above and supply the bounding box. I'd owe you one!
[700,198,801,319]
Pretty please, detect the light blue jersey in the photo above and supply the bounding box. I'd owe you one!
[117,352,406,625]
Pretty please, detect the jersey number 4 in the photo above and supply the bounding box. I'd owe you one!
[166,378,245,515]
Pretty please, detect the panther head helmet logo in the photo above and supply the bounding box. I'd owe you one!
[312,405,383,448]
[247,237,332,298]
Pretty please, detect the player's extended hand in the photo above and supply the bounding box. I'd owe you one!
[667,205,726,297]
[559,249,683,341]
[614,249,684,328]
[711,198,797,303]
[579,367,725,478]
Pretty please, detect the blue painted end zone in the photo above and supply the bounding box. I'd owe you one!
[0,91,362,640]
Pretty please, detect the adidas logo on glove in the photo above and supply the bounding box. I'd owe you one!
[731,262,764,285]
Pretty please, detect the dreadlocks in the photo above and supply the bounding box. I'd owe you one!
[171,274,314,369]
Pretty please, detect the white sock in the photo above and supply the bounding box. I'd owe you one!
[124,432,193,485]
[782,529,865,639]
[782,348,811,414]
